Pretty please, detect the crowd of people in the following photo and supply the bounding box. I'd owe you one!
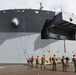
[27,54,76,73]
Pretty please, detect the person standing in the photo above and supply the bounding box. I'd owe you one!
[49,56,52,64]
[30,56,34,66]
[52,55,57,71]
[61,56,67,72]
[72,55,76,72]
[41,55,45,69]
[27,57,31,65]
[36,56,40,68]
[66,57,69,67]
[49,56,52,69]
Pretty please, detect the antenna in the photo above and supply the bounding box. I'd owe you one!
[60,6,62,12]
[40,3,43,10]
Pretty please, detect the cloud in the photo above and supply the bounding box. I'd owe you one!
[0,0,40,10]
[64,0,76,14]
[0,0,76,14]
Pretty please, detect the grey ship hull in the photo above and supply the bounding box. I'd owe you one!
[0,9,76,64]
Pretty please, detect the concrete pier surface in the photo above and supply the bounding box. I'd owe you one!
[0,64,76,75]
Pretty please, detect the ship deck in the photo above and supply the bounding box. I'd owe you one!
[0,64,75,75]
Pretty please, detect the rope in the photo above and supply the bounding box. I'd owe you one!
[18,12,28,60]
[22,12,29,58]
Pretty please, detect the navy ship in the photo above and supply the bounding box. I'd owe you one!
[0,7,76,64]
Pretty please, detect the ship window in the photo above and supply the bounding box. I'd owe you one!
[17,10,19,12]
[57,51,59,53]
[3,11,6,13]
[70,18,73,21]
[22,10,24,13]
[48,51,50,52]
[47,12,50,14]
[34,11,39,14]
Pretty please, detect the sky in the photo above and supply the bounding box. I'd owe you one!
[0,0,76,14]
